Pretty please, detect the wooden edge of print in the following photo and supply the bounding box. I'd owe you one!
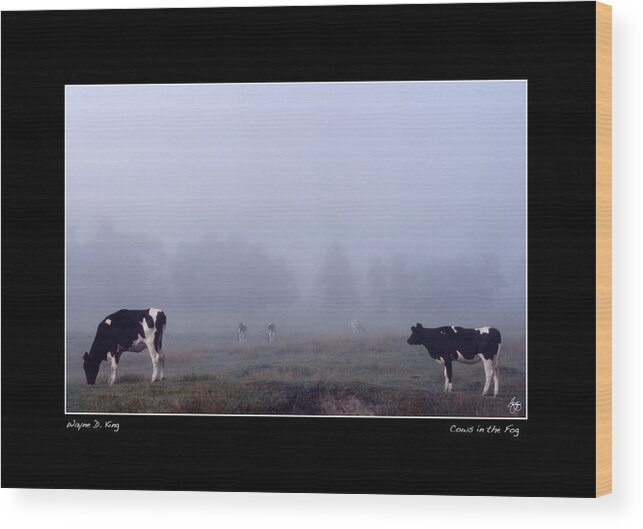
[596,1,612,498]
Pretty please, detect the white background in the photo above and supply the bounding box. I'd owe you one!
[1,0,641,527]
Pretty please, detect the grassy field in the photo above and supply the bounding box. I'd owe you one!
[66,332,526,417]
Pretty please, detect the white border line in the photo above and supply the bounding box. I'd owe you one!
[524,80,528,420]
[64,79,528,420]
[67,80,527,86]
[64,86,69,415]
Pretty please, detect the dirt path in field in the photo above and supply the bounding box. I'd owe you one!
[318,394,376,415]
[287,387,377,415]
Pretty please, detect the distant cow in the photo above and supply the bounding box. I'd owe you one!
[406,324,501,396]
[82,308,167,386]
[238,323,248,342]
[267,322,276,342]
[351,319,365,336]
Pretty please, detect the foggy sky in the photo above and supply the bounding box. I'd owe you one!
[66,81,526,335]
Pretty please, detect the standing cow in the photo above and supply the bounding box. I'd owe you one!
[406,323,501,396]
[267,322,276,342]
[238,323,248,342]
[82,308,167,385]
[351,319,365,336]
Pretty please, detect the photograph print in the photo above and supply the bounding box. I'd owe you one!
[65,80,526,418]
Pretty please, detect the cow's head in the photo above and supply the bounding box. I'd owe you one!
[407,323,425,345]
[407,324,450,345]
[83,352,100,385]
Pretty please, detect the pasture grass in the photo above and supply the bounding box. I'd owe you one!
[66,333,526,417]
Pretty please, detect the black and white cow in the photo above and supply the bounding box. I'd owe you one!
[406,323,501,396]
[267,322,276,342]
[83,308,167,386]
[238,323,248,342]
[351,319,365,336]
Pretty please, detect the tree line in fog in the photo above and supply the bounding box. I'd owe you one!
[67,226,524,333]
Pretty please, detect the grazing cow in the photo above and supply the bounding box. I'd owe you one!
[82,308,167,386]
[267,322,276,342]
[238,323,248,342]
[351,319,365,336]
[406,323,501,396]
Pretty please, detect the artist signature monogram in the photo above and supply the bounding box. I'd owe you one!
[507,397,522,415]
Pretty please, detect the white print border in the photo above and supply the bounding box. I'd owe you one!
[64,79,528,420]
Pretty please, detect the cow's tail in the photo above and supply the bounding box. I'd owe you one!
[490,327,502,361]
[490,327,502,344]
[489,327,502,372]
[154,311,167,351]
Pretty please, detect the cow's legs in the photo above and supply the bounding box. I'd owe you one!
[158,348,165,381]
[444,360,453,392]
[146,341,160,383]
[107,352,118,386]
[492,349,500,396]
[492,361,500,397]
[482,358,494,396]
